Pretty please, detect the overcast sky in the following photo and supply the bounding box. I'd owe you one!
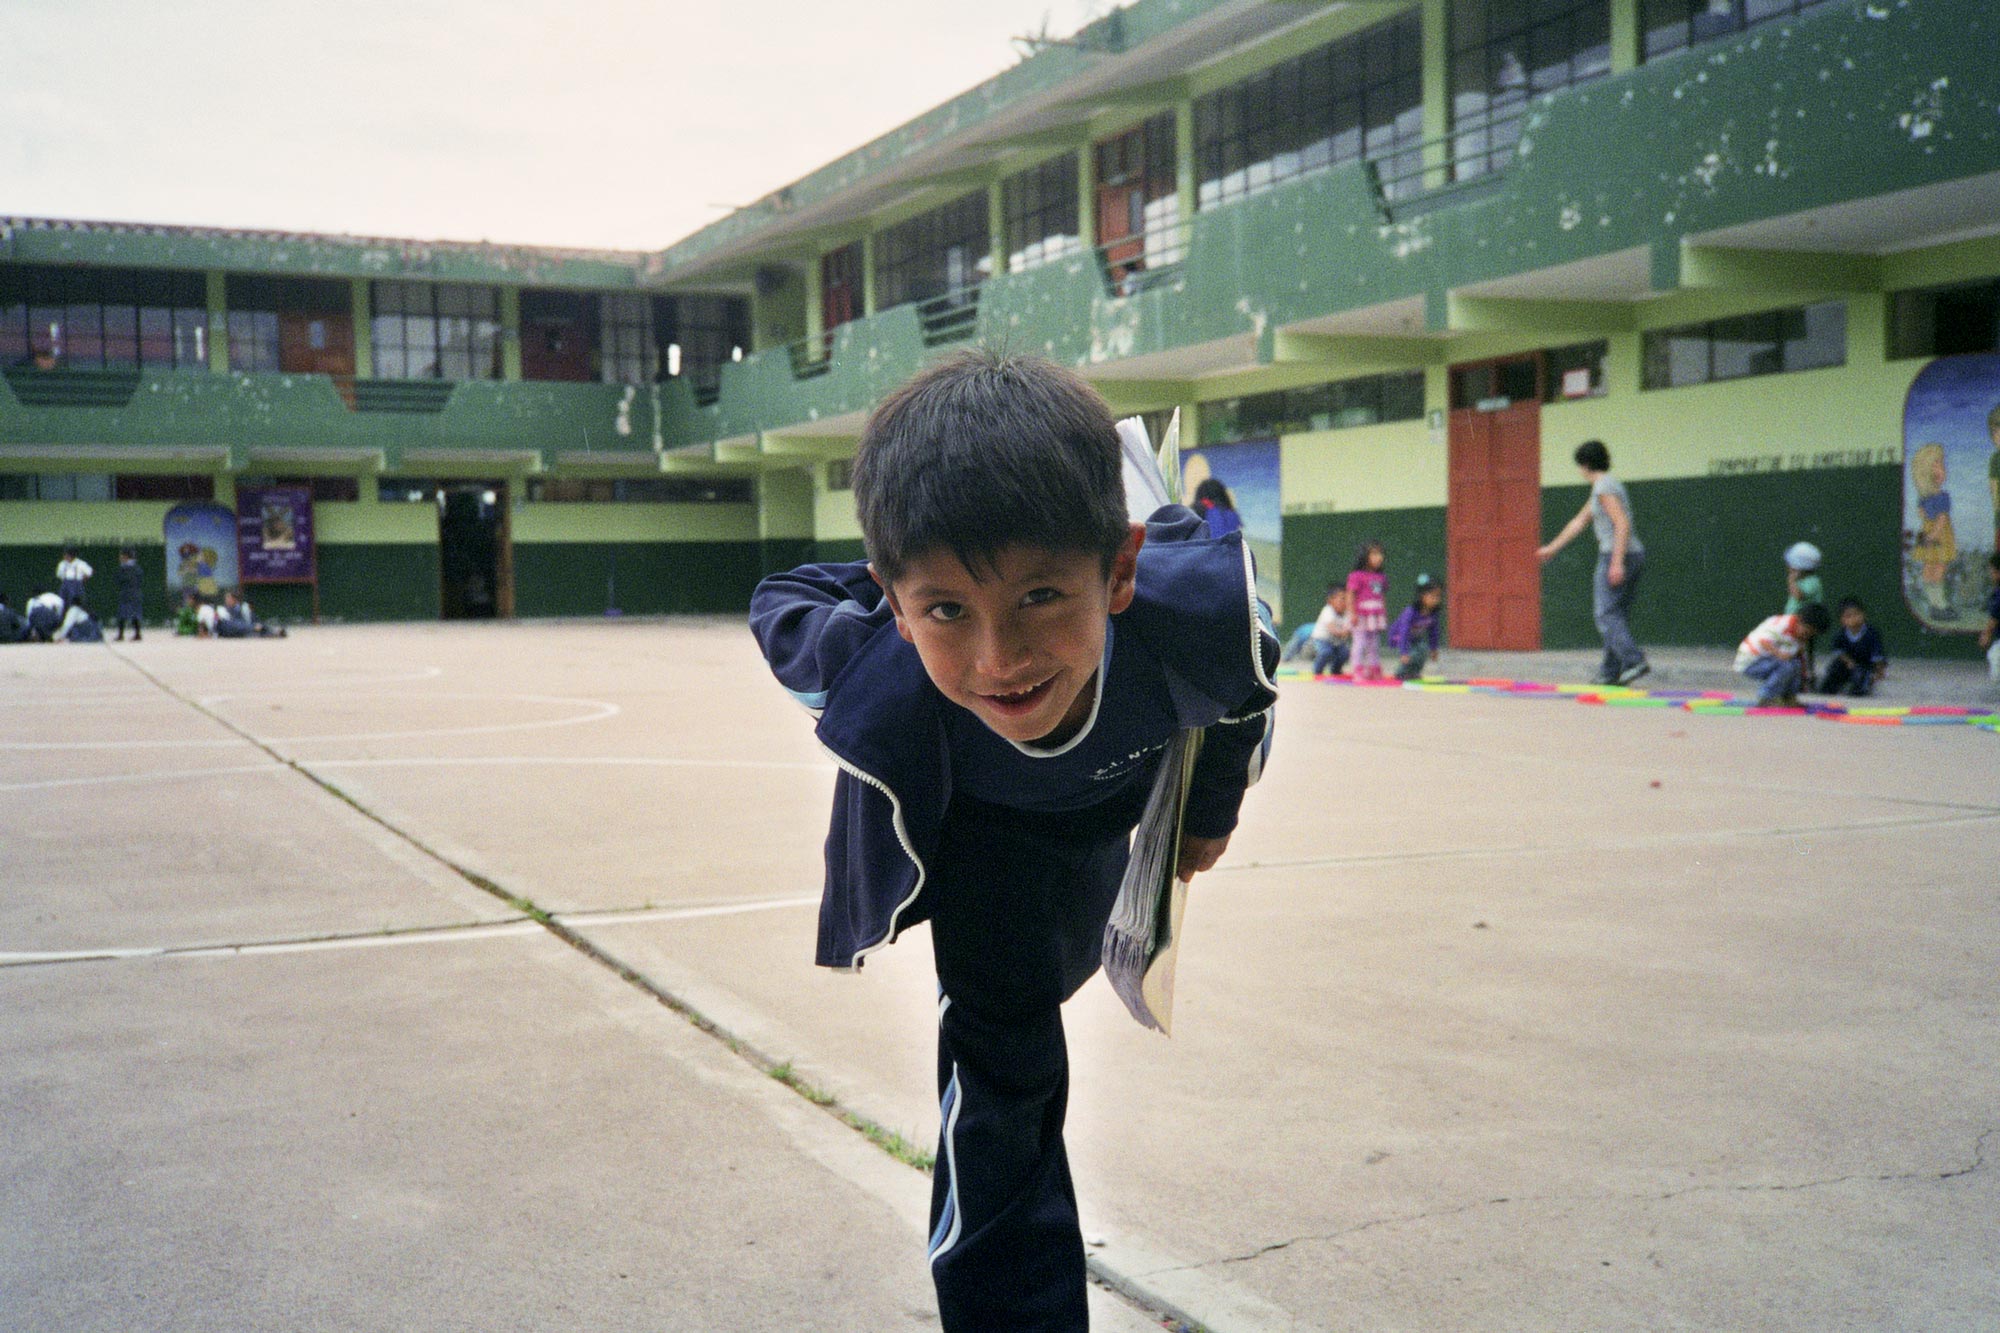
[0,0,1100,252]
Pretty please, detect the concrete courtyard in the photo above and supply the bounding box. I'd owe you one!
[2,619,1995,1331]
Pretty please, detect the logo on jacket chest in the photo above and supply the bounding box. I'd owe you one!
[1089,738,1169,782]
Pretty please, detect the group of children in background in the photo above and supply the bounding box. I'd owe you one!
[0,545,285,645]
[1286,541,1444,683]
[1287,536,2000,706]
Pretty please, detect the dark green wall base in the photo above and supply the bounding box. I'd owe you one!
[1541,465,1966,661]
[1279,509,1448,639]
[0,541,174,624]
[813,539,868,566]
[512,541,776,616]
[1279,466,1971,664]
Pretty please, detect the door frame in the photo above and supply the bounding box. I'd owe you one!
[434,479,513,620]
[1446,351,1545,651]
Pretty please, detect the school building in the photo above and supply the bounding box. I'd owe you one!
[4,0,1997,654]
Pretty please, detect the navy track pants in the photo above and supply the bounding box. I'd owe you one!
[919,790,1139,1332]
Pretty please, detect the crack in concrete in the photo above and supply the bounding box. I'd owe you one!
[1154,1128,1996,1276]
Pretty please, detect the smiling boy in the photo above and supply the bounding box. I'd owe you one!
[750,350,1277,1330]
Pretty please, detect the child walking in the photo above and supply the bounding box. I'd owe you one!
[1389,575,1444,681]
[1346,541,1388,679]
[751,351,1277,1330]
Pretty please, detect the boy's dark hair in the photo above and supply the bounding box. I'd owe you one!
[1573,439,1611,472]
[120,546,135,559]
[61,545,77,558]
[1837,596,1865,615]
[853,349,1128,583]
[1796,601,1831,635]
[1326,580,1342,593]
[1353,541,1383,573]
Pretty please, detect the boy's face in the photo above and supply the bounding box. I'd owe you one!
[1841,606,1866,632]
[877,527,1143,745]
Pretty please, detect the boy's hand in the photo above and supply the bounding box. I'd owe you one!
[1176,832,1230,881]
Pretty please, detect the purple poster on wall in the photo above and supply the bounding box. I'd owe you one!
[236,485,315,583]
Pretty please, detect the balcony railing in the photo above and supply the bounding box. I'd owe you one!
[1094,221,1189,298]
[1368,104,1529,215]
[914,288,982,347]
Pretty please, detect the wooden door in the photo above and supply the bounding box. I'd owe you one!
[1447,365,1542,650]
[821,243,861,348]
[1096,184,1144,270]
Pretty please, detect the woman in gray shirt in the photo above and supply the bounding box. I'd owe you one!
[1538,438,1649,685]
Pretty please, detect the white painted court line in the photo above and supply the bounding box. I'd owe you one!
[0,763,285,794]
[307,755,835,773]
[556,896,821,928]
[0,692,622,750]
[196,665,445,701]
[0,919,545,967]
[0,901,820,969]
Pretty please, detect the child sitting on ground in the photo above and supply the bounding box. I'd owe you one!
[1389,575,1444,681]
[1816,597,1887,697]
[1310,583,1353,676]
[1734,601,1830,707]
[750,350,1277,1330]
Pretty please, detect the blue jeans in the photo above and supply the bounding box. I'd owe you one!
[1312,639,1350,675]
[1742,655,1802,704]
[1592,551,1646,677]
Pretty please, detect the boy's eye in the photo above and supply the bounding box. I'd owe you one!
[925,602,964,623]
[1021,587,1062,607]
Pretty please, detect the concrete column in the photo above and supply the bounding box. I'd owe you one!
[1610,0,1641,74]
[205,271,228,373]
[499,287,522,381]
[1175,98,1197,228]
[1422,0,1451,187]
[988,179,1007,279]
[1077,141,1097,250]
[805,251,825,346]
[351,280,374,379]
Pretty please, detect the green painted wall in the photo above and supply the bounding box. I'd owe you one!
[1280,509,1448,644]
[512,541,769,616]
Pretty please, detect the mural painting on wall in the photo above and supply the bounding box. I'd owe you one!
[1902,354,2000,630]
[1181,438,1282,622]
[162,502,238,598]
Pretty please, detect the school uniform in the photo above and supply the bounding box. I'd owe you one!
[751,506,1277,1329]
[115,560,144,639]
[56,556,92,609]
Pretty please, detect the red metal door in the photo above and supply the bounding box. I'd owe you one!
[1447,392,1542,650]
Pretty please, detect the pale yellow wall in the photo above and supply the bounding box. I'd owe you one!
[1281,418,1441,515]
[512,502,760,543]
[814,463,863,544]
[318,498,435,544]
[757,467,815,542]
[0,501,174,544]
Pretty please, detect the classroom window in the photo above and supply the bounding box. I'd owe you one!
[875,192,992,310]
[369,281,501,380]
[226,276,351,375]
[1451,0,1611,181]
[1094,113,1181,271]
[1002,153,1081,273]
[1640,301,1846,389]
[659,294,750,402]
[0,472,115,501]
[113,474,216,501]
[523,476,753,503]
[1195,10,1423,210]
[598,293,659,386]
[1888,278,2000,360]
[0,264,208,372]
[1200,370,1426,446]
[234,474,359,503]
[1545,341,1609,400]
[1641,0,1837,60]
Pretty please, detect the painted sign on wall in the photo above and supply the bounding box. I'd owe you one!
[236,485,315,583]
[163,503,238,597]
[1182,438,1282,622]
[1902,354,2000,631]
